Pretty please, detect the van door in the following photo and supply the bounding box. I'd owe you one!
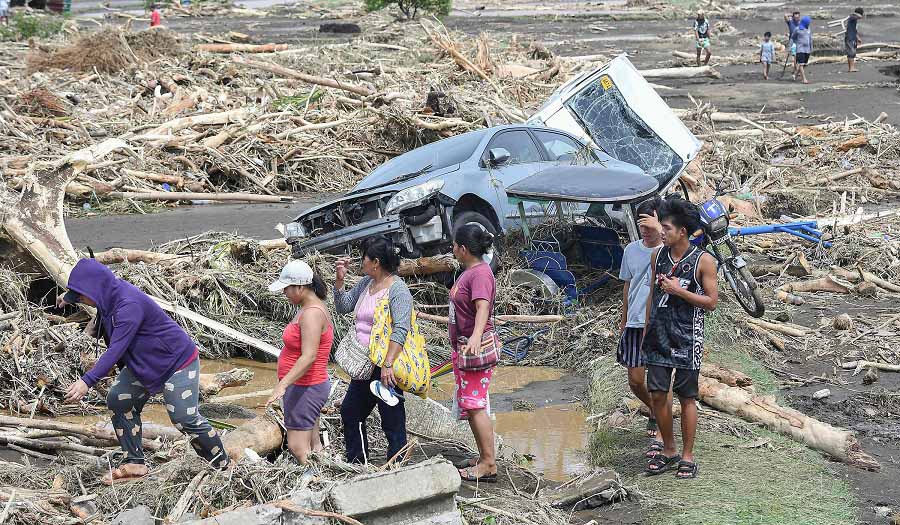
[528,55,701,193]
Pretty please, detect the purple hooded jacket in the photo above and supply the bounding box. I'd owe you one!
[68,259,196,393]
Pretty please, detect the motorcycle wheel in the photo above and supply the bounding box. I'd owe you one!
[723,263,765,317]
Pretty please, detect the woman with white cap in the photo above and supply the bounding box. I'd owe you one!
[267,260,333,464]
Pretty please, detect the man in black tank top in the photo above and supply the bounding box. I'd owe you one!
[641,197,718,479]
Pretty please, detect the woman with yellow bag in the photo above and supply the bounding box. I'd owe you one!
[333,236,417,464]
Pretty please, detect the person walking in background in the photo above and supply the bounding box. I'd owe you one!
[58,259,229,484]
[760,31,775,80]
[784,10,801,71]
[642,197,718,479]
[267,260,333,465]
[334,236,412,464]
[150,3,161,27]
[450,225,500,483]
[0,0,9,28]
[843,8,864,72]
[791,16,813,83]
[693,10,712,66]
[617,197,668,458]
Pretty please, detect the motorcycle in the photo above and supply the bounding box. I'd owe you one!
[695,179,765,318]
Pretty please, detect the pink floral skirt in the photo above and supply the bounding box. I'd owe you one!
[451,351,494,420]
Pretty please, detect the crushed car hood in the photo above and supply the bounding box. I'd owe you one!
[293,164,460,222]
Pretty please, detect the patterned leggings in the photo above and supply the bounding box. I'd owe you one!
[107,360,229,468]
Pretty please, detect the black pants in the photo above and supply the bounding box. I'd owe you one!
[340,367,407,464]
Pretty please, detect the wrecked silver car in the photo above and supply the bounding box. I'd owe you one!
[285,55,701,261]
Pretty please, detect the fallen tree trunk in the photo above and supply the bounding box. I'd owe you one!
[841,360,900,374]
[139,108,253,137]
[698,376,880,470]
[746,322,787,352]
[775,275,852,305]
[232,56,376,98]
[198,368,254,397]
[809,50,898,64]
[93,248,188,265]
[106,191,292,203]
[639,66,720,79]
[746,318,809,338]
[700,362,754,388]
[0,415,162,451]
[196,43,288,53]
[222,414,284,461]
[397,255,457,277]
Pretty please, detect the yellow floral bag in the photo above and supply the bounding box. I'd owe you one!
[368,296,431,395]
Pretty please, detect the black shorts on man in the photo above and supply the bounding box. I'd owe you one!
[647,365,700,399]
[641,245,706,396]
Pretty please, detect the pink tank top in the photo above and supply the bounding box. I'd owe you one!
[355,286,389,349]
[278,305,333,386]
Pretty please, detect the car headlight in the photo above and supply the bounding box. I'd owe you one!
[385,179,445,215]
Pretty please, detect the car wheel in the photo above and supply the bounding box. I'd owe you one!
[452,211,500,272]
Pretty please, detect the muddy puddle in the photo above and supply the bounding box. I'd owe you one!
[55,360,589,481]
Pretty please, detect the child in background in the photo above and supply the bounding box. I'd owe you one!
[0,0,10,28]
[760,32,775,80]
[150,3,161,27]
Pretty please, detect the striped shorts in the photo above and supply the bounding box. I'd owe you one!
[616,327,645,368]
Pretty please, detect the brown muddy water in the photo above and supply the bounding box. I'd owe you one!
[58,360,590,481]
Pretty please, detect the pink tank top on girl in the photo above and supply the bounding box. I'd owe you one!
[278,305,333,386]
[355,286,389,349]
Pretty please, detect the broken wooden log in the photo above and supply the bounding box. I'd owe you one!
[841,360,900,374]
[699,362,754,388]
[198,368,254,397]
[93,248,189,265]
[746,318,809,338]
[222,414,284,461]
[397,255,458,277]
[640,65,721,79]
[196,43,288,53]
[0,486,72,514]
[0,433,108,456]
[774,275,852,305]
[139,108,253,138]
[698,376,880,470]
[0,415,163,451]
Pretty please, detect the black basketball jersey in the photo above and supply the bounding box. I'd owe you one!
[641,246,706,370]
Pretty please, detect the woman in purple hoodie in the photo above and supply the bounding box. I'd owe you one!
[59,259,229,484]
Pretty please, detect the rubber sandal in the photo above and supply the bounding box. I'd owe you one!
[459,466,497,483]
[646,454,681,476]
[370,380,399,407]
[646,417,658,437]
[645,440,664,458]
[676,460,699,479]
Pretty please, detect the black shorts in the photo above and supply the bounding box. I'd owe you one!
[796,52,810,65]
[647,365,700,399]
[616,327,645,368]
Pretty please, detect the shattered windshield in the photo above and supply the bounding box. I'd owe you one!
[566,77,683,187]
[355,130,487,190]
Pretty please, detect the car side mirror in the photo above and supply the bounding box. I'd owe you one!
[488,148,511,167]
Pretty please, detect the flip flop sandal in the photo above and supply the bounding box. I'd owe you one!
[459,466,498,483]
[646,417,658,437]
[645,440,664,458]
[453,457,478,469]
[645,454,681,476]
[676,460,699,479]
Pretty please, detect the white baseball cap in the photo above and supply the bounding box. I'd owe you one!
[268,260,315,292]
